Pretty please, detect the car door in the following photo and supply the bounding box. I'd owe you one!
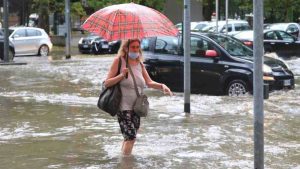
[276,30,299,57]
[26,29,41,55]
[153,36,183,92]
[10,29,27,55]
[264,30,289,57]
[189,36,225,94]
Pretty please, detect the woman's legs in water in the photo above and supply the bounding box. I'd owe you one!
[122,139,135,155]
[117,111,140,155]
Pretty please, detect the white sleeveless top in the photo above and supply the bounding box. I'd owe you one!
[119,57,146,111]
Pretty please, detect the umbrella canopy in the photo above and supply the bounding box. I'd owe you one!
[81,3,179,41]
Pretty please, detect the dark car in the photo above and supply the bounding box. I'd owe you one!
[78,34,109,54]
[234,30,300,58]
[0,34,15,61]
[142,33,294,95]
[268,23,300,40]
[108,40,121,54]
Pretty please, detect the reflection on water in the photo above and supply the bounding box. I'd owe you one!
[0,56,299,169]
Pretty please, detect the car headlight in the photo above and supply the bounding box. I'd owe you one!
[263,64,272,74]
[78,38,83,44]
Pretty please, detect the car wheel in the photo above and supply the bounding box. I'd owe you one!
[39,45,49,57]
[226,79,248,96]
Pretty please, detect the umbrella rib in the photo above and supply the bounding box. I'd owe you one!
[108,10,119,41]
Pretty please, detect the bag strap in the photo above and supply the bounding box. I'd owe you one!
[117,57,122,75]
[128,64,141,97]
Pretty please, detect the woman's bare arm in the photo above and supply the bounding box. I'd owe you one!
[141,63,173,95]
[104,57,125,88]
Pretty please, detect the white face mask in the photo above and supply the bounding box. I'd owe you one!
[128,52,139,59]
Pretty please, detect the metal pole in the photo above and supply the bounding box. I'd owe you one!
[253,0,264,168]
[215,0,219,33]
[65,0,71,59]
[183,0,191,113]
[225,0,228,34]
[3,0,9,62]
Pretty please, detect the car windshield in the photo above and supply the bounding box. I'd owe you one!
[194,23,208,31]
[88,33,101,38]
[207,34,253,57]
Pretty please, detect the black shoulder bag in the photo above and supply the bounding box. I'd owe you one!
[97,57,122,116]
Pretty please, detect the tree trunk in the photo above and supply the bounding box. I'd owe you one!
[203,0,214,21]
[38,0,49,34]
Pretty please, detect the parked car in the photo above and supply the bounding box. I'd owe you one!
[108,40,121,54]
[234,30,300,57]
[201,20,251,36]
[0,29,15,61]
[0,37,15,61]
[78,34,109,54]
[267,23,300,40]
[6,27,52,56]
[141,33,294,95]
[175,21,210,32]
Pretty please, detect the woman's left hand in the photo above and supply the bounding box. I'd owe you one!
[162,84,173,96]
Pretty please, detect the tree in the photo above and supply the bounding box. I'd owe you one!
[37,0,50,33]
[85,0,166,13]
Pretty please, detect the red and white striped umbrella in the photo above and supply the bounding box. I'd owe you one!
[81,3,179,41]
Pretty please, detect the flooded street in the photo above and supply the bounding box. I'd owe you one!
[0,55,299,169]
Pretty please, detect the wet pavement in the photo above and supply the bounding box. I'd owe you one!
[0,55,299,169]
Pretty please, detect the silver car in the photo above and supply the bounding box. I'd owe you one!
[8,27,53,56]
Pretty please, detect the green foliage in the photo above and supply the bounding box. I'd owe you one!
[71,2,86,16]
[30,0,300,23]
[86,0,166,11]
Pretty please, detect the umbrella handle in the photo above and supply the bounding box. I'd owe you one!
[125,53,129,79]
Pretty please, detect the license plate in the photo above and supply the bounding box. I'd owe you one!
[283,79,291,86]
[102,44,108,49]
[83,44,88,48]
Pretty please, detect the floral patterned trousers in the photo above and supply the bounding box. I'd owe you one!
[117,110,140,141]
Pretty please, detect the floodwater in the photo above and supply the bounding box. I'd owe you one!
[0,55,299,169]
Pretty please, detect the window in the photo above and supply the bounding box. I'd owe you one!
[287,25,299,34]
[221,24,233,33]
[194,23,208,31]
[154,36,178,55]
[264,31,278,40]
[141,38,150,51]
[277,31,294,42]
[208,34,253,57]
[235,23,250,31]
[27,29,42,37]
[13,29,26,37]
[190,37,215,57]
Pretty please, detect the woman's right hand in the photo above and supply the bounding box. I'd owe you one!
[121,68,129,77]
[162,84,173,96]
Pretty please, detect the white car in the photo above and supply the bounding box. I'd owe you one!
[175,22,208,31]
[8,27,53,56]
[201,20,251,36]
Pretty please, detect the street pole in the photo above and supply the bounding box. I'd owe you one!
[3,0,9,62]
[253,0,264,168]
[183,0,191,113]
[225,0,228,34]
[215,0,219,33]
[65,0,71,59]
